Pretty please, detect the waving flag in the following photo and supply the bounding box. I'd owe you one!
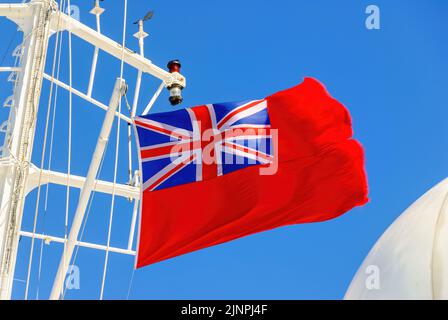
[134,77,368,267]
[134,99,273,191]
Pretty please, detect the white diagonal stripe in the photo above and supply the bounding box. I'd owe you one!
[219,100,267,130]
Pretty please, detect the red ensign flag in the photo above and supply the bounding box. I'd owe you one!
[134,77,368,267]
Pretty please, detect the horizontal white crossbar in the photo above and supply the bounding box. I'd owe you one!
[19,231,136,256]
[43,73,133,124]
[0,67,21,73]
[52,10,174,83]
[26,165,141,200]
[0,3,31,26]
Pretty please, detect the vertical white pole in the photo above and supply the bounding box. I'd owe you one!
[0,0,54,300]
[131,37,145,117]
[49,78,126,300]
[87,3,104,97]
[127,172,140,251]
[127,22,146,183]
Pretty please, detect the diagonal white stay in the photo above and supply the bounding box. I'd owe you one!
[42,73,133,123]
[50,78,127,300]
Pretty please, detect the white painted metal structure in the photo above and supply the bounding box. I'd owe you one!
[50,78,127,300]
[345,178,448,300]
[0,0,186,300]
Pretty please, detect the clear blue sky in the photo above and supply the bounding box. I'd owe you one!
[0,0,447,299]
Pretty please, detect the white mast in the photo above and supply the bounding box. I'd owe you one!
[0,0,186,300]
[0,0,56,300]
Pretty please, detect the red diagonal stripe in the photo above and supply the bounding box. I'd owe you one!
[135,119,191,140]
[141,141,194,160]
[223,141,273,162]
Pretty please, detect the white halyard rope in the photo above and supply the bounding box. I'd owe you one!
[99,0,128,300]
[37,0,67,299]
[61,142,108,299]
[62,0,74,297]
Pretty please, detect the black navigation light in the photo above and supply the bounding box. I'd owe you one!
[167,60,184,106]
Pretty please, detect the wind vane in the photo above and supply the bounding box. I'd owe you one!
[133,11,152,46]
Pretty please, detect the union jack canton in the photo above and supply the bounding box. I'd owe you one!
[134,100,274,192]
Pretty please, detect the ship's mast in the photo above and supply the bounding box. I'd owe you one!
[0,0,186,300]
[0,0,55,300]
